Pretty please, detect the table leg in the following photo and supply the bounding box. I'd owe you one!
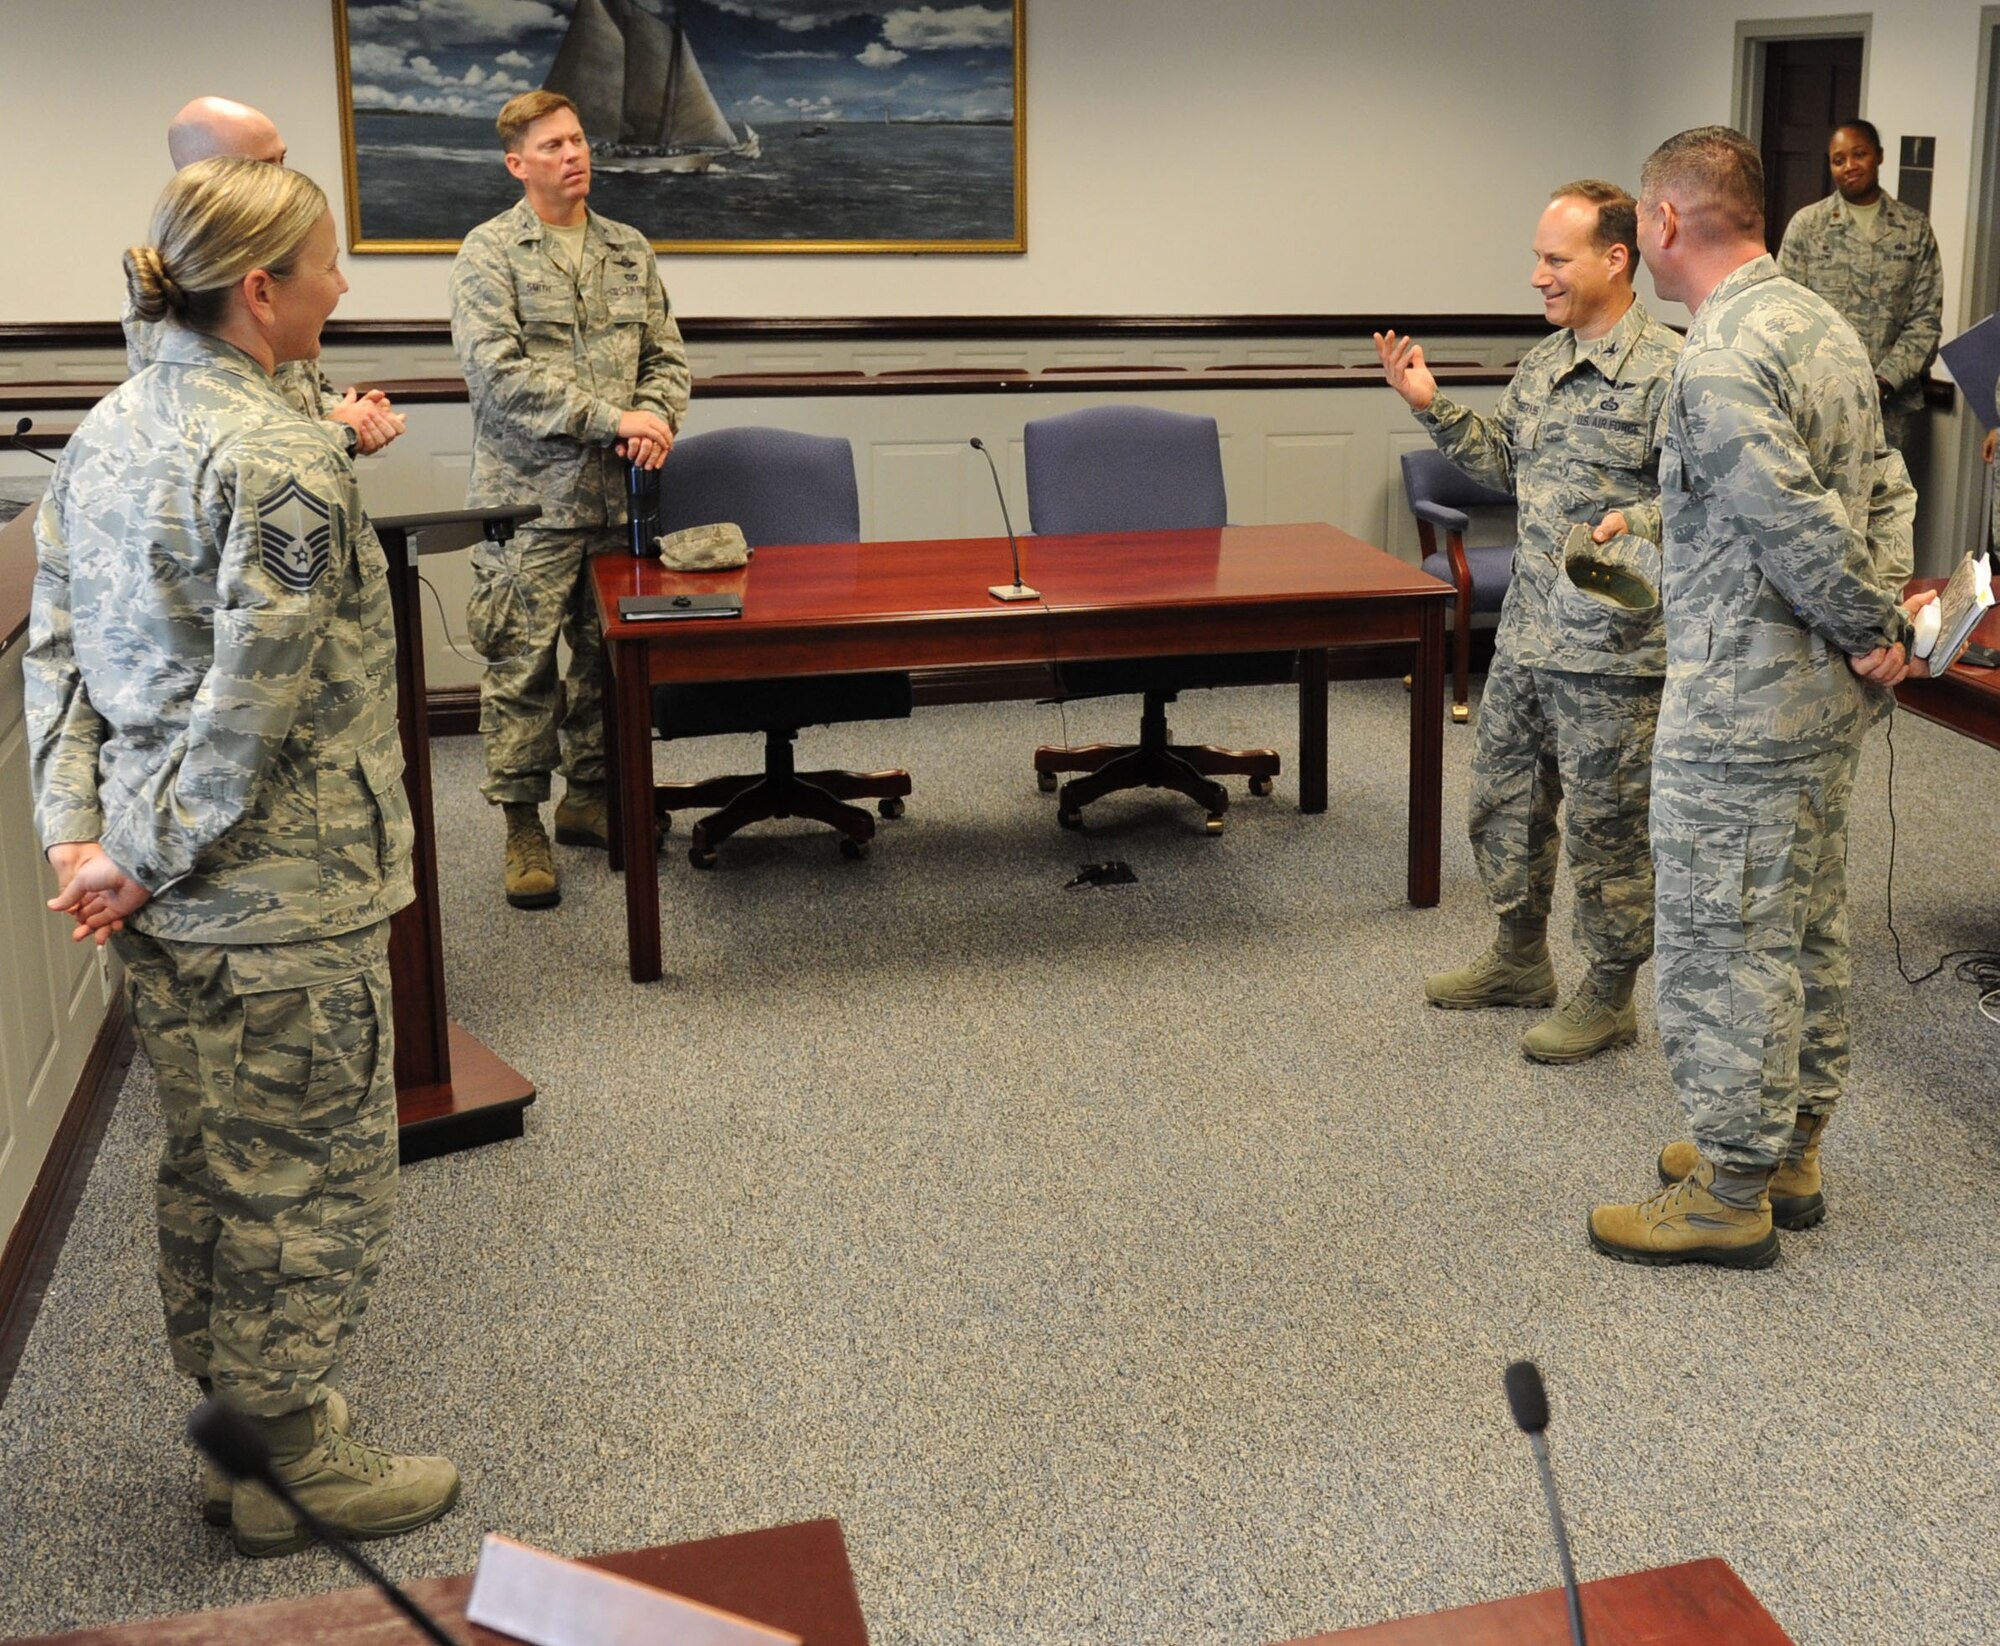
[615,637,663,982]
[1298,647,1328,814]
[1408,601,1444,906]
[604,632,625,874]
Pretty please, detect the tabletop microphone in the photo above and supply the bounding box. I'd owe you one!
[188,1400,462,1646]
[10,417,59,466]
[969,436,1038,602]
[1504,1360,1588,1646]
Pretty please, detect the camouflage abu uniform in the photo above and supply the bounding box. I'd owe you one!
[1777,191,1942,452]
[25,327,414,1417]
[449,198,690,805]
[1654,255,1913,1174]
[125,305,336,424]
[1414,297,1681,977]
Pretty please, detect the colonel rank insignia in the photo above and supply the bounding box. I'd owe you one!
[256,478,334,593]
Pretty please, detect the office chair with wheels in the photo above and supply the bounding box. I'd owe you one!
[1022,404,1294,834]
[645,427,912,868]
[1399,447,1517,724]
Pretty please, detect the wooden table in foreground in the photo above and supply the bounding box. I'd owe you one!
[1276,1558,1794,1645]
[594,523,1451,984]
[5,1517,867,1646]
[1895,578,2000,749]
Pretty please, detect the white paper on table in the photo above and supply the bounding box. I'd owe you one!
[465,1532,805,1646]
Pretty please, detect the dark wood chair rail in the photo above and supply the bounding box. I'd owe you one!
[0,364,1518,415]
[1,312,1561,352]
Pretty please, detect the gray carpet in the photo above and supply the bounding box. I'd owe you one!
[1,680,1996,1644]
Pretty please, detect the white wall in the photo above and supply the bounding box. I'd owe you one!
[1619,0,1994,335]
[4,0,1637,323]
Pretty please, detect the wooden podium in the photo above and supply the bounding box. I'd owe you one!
[1274,1558,1796,1645]
[1,1517,868,1646]
[377,508,540,1162]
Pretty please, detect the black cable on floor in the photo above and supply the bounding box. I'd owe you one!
[1884,711,2000,989]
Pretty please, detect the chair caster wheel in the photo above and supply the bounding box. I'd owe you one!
[1205,813,1226,836]
[1037,771,1059,793]
[878,796,905,820]
[1248,775,1274,797]
[840,836,869,860]
[1057,806,1082,830]
[689,845,717,869]
[1451,702,1471,724]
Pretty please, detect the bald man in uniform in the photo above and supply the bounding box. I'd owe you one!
[124,97,405,458]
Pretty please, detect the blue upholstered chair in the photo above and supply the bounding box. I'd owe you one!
[1399,448,1517,724]
[1021,404,1292,833]
[645,427,912,868]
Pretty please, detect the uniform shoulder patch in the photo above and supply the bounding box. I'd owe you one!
[256,477,334,593]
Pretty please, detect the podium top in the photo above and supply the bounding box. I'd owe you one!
[374,504,542,558]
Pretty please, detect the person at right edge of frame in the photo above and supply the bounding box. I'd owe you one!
[1777,118,1942,455]
[1589,126,1937,1270]
[449,89,690,911]
[1375,181,1682,1065]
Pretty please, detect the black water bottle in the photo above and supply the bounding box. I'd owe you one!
[627,460,657,557]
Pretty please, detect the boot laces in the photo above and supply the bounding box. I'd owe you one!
[322,1426,396,1482]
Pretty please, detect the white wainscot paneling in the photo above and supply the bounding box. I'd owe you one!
[868,441,974,543]
[1262,430,1354,533]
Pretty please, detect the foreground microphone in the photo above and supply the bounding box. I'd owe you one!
[10,416,59,466]
[969,436,1038,602]
[188,1400,460,1646]
[1503,1360,1588,1646]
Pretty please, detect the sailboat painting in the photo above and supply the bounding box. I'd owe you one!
[333,0,1024,254]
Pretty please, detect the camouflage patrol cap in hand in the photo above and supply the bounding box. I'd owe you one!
[1561,523,1657,613]
[656,521,750,570]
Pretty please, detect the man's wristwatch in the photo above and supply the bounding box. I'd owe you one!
[341,422,361,458]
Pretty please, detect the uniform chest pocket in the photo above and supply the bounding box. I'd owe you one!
[605,282,650,324]
[518,287,574,330]
[1589,420,1651,472]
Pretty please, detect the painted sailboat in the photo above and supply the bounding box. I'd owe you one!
[545,0,760,174]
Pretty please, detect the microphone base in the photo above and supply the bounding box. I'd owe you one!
[989,582,1041,602]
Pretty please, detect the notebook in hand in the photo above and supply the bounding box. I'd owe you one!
[1915,552,1994,674]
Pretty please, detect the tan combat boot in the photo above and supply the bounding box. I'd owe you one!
[202,1386,350,1528]
[503,802,560,909]
[1657,1111,1827,1231]
[1589,1158,1778,1269]
[1520,967,1638,1064]
[229,1401,461,1558]
[1424,917,1558,1009]
[552,781,610,850]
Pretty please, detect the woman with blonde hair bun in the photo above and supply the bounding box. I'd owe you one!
[24,154,459,1557]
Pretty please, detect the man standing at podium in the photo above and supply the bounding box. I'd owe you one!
[124,96,406,458]
[1375,181,1681,1065]
[451,90,690,910]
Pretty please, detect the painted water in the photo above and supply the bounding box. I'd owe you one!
[350,112,1017,245]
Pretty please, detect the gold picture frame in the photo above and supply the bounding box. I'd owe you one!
[332,0,1024,255]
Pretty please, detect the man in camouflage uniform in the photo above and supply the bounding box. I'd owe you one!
[29,163,457,1553]
[1591,125,1927,1269]
[1778,118,1942,454]
[450,89,690,909]
[121,96,406,457]
[1375,181,1681,1064]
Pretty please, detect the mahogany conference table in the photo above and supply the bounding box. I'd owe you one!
[594,523,1452,984]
